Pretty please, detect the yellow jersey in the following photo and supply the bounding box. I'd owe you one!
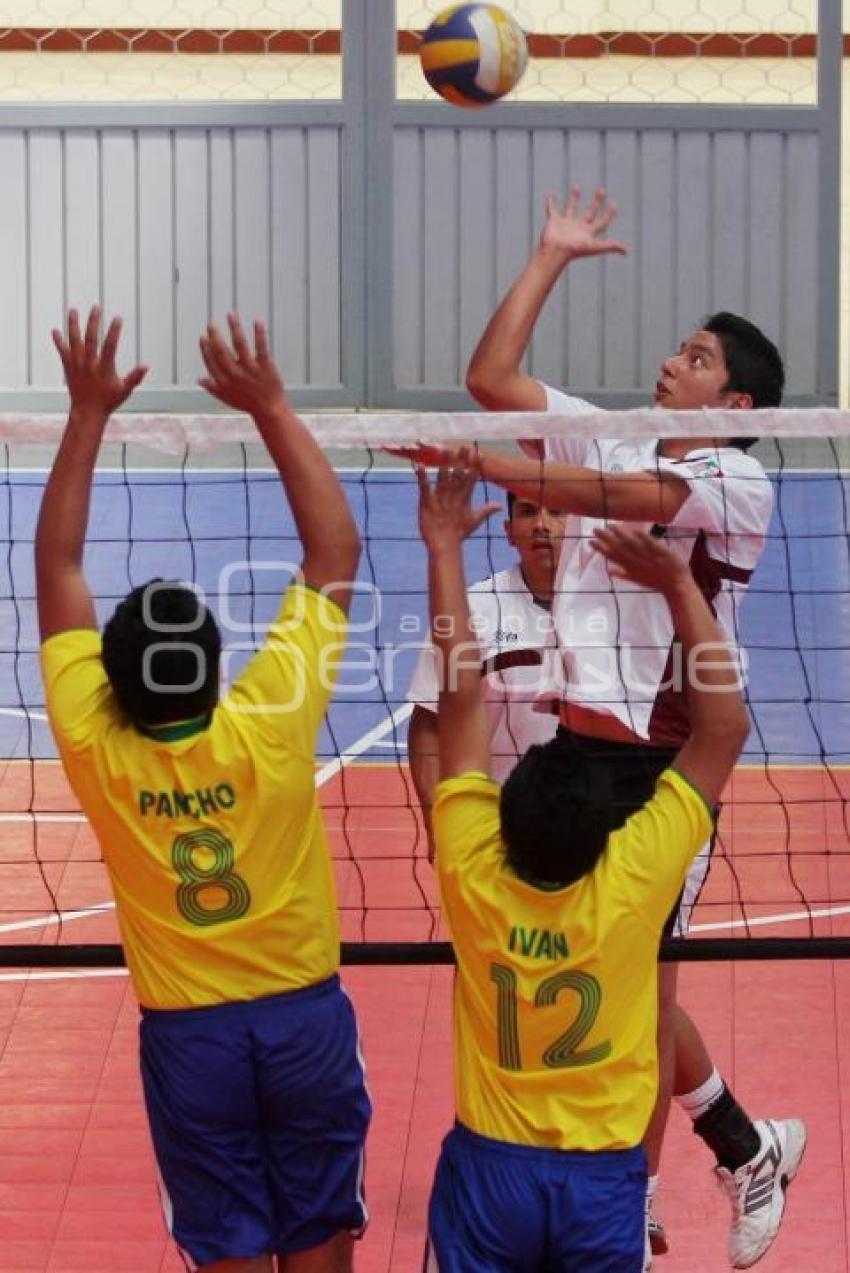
[42,584,346,1010]
[432,767,712,1151]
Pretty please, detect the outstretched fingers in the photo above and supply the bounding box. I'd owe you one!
[253,320,271,365]
[98,315,122,373]
[83,305,101,362]
[584,187,607,222]
[227,312,254,366]
[200,324,237,382]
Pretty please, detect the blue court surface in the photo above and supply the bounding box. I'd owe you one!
[1,465,848,765]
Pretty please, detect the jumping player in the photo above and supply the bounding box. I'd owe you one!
[37,307,369,1273]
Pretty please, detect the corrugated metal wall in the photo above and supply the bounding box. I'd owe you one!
[0,0,839,411]
[0,123,345,407]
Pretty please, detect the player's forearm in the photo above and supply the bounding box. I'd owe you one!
[665,576,749,741]
[466,244,572,403]
[428,541,480,707]
[477,449,687,522]
[408,708,440,807]
[476,448,598,514]
[35,406,107,569]
[408,707,440,855]
[253,402,360,580]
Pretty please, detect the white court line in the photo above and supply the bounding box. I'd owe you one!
[690,903,850,933]
[0,813,85,823]
[0,708,48,722]
[0,904,115,934]
[0,969,129,983]
[315,703,413,786]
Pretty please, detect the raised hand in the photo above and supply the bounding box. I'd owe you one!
[540,187,627,262]
[52,307,148,418]
[591,524,689,593]
[199,314,287,420]
[417,450,501,551]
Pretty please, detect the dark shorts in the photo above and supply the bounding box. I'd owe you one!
[426,1122,646,1272]
[139,975,371,1268]
[554,727,715,938]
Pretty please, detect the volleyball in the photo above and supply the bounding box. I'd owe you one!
[419,5,528,107]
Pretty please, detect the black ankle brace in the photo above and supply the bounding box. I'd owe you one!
[693,1088,761,1170]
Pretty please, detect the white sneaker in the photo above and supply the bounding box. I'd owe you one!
[648,1213,668,1256]
[715,1118,806,1269]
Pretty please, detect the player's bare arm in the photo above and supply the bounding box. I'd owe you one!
[36,306,148,642]
[478,447,692,522]
[199,314,360,614]
[466,188,627,412]
[408,704,441,862]
[592,524,750,807]
[417,454,500,780]
[400,443,691,524]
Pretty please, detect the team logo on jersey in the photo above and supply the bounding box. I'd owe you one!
[687,457,722,477]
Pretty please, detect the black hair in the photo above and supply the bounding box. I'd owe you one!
[703,311,785,449]
[506,490,516,517]
[101,580,221,727]
[499,737,613,888]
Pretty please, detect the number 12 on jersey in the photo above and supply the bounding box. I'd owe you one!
[490,962,612,1071]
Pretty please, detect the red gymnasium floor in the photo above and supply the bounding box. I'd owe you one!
[0,760,847,1270]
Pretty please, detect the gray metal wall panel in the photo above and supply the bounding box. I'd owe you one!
[174,131,210,384]
[712,133,749,316]
[675,133,712,337]
[528,130,566,388]
[10,122,346,400]
[271,129,309,386]
[458,131,496,389]
[306,129,342,386]
[748,135,784,342]
[392,129,423,386]
[65,133,102,322]
[785,134,820,395]
[564,131,604,389]
[29,132,63,387]
[234,130,272,329]
[209,129,236,323]
[602,131,639,390]
[101,132,138,363]
[423,130,460,387]
[638,131,676,390]
[138,131,175,386]
[0,135,27,387]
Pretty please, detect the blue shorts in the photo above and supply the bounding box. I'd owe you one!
[426,1123,646,1273]
[139,975,371,1268]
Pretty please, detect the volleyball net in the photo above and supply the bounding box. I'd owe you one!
[2,406,849,966]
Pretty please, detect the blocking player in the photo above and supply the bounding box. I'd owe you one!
[37,307,369,1272]
[407,492,566,859]
[419,452,751,1273]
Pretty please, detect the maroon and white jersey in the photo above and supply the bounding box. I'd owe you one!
[532,384,774,746]
[406,564,560,782]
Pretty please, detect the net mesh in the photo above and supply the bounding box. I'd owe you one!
[3,407,850,965]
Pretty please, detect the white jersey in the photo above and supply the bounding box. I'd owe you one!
[406,564,559,782]
[532,385,774,746]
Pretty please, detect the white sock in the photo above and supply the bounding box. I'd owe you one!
[646,1173,659,1214]
[676,1067,725,1121]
